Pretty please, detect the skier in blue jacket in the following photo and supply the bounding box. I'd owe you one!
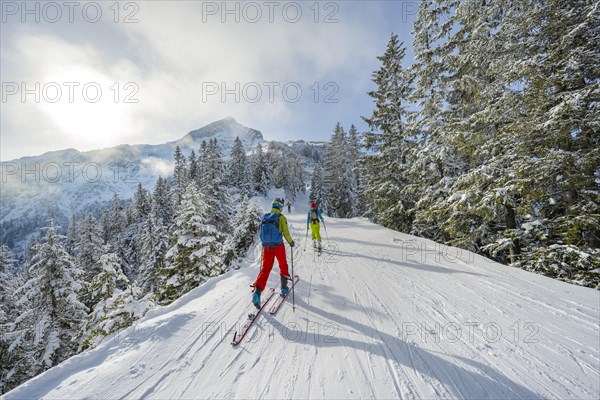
[306,202,324,252]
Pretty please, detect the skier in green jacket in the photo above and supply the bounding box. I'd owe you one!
[252,198,295,308]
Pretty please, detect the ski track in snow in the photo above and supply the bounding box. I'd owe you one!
[4,215,600,400]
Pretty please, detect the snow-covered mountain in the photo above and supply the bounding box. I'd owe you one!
[4,214,598,399]
[0,117,264,249]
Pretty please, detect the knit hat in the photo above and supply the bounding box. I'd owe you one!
[272,198,284,209]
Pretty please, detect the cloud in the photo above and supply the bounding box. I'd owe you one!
[1,32,146,156]
[141,156,173,177]
[1,1,416,160]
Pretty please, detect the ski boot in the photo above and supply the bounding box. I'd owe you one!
[317,241,322,255]
[281,275,290,296]
[312,238,317,251]
[251,286,262,309]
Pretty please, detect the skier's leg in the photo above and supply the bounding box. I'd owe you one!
[274,243,290,277]
[253,247,275,291]
[310,223,317,239]
[315,224,322,242]
[275,244,291,296]
[311,223,320,240]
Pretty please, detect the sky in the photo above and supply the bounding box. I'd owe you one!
[0,1,419,161]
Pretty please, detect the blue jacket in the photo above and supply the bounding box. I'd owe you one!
[307,209,324,225]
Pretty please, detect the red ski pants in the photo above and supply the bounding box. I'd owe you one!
[253,243,289,291]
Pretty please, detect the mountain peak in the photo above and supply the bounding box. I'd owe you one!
[221,116,237,123]
[181,117,263,148]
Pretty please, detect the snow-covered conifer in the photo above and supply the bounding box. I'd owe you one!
[199,139,232,232]
[10,221,87,380]
[161,184,224,304]
[362,34,415,230]
[228,136,252,196]
[223,199,263,268]
[250,144,270,197]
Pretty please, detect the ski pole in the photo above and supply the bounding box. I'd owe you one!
[303,226,309,251]
[291,242,295,312]
[322,220,329,241]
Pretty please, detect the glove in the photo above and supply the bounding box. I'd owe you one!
[290,241,295,247]
[306,226,309,230]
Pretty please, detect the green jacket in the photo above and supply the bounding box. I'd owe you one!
[270,207,293,244]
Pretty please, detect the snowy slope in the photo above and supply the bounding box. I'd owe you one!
[4,216,599,399]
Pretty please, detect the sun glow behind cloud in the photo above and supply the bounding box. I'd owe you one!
[37,65,139,148]
[1,1,417,160]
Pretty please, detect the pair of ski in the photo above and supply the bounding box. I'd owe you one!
[231,275,299,346]
[311,241,322,256]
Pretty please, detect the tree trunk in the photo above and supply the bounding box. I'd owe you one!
[505,204,521,264]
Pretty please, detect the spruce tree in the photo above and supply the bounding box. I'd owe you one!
[228,136,252,196]
[284,154,305,202]
[362,34,415,231]
[138,211,169,295]
[0,245,18,393]
[88,248,127,303]
[223,199,263,268]
[310,164,327,211]
[504,0,600,279]
[133,183,151,222]
[347,124,361,192]
[267,142,286,189]
[152,176,172,225]
[188,149,199,184]
[408,0,481,242]
[123,203,135,228]
[76,214,105,284]
[251,144,270,197]
[99,210,111,245]
[199,139,232,232]
[171,145,188,206]
[110,193,124,237]
[20,235,39,279]
[79,249,151,350]
[324,123,357,218]
[161,184,224,304]
[10,222,87,379]
[65,214,79,254]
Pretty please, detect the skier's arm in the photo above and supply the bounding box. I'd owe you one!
[306,213,310,227]
[279,216,294,244]
[318,210,324,222]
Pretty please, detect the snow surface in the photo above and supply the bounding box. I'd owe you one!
[4,215,599,399]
